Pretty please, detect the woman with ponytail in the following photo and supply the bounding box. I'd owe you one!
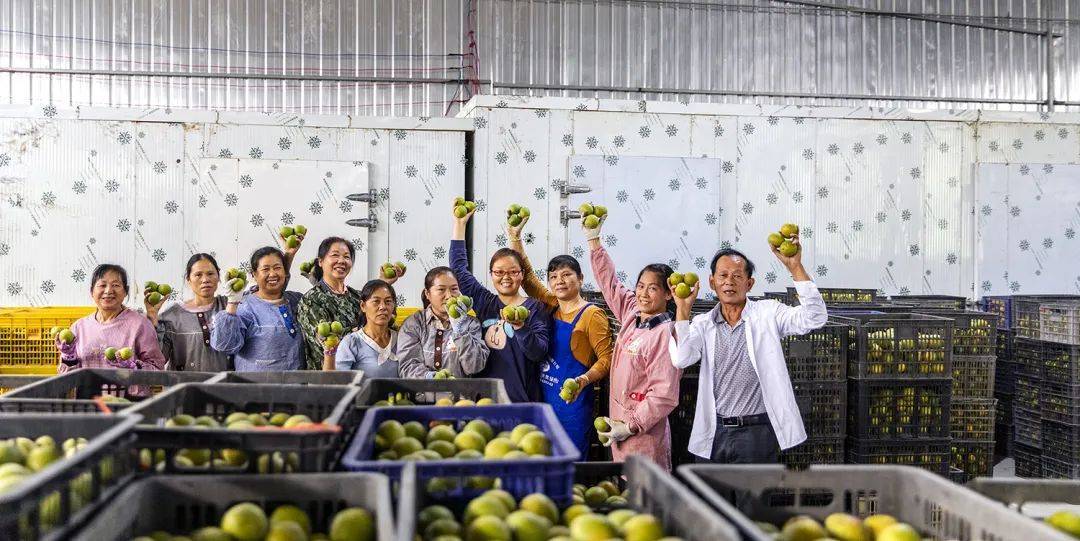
[322,279,401,374]
[297,237,403,370]
[397,267,489,378]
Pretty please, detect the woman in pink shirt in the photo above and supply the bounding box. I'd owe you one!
[56,264,166,373]
[585,219,682,471]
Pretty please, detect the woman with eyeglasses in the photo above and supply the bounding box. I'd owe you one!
[449,201,550,403]
[210,246,304,371]
[582,217,682,471]
[506,216,614,454]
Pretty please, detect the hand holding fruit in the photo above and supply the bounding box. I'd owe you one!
[768,223,803,268]
[142,281,172,322]
[559,376,587,404]
[452,196,478,223]
[506,203,531,239]
[668,272,700,316]
[298,258,319,286]
[596,418,632,446]
[103,346,137,369]
[501,304,530,329]
[53,327,77,359]
[279,224,307,256]
[223,268,248,304]
[317,320,346,355]
[446,295,474,333]
[380,261,407,285]
[579,202,608,240]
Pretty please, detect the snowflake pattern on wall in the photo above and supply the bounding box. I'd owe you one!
[495,152,508,164]
[281,212,295,224]
[1009,206,1021,217]
[153,161,167,174]
[585,136,598,149]
[742,124,755,135]
[938,219,948,230]
[307,136,321,148]
[1044,164,1055,174]
[533,187,546,200]
[573,165,586,178]
[696,177,708,190]
[826,222,838,233]
[72,180,87,194]
[250,214,264,227]
[218,148,233,159]
[741,202,754,214]
[817,187,829,199]
[1019,240,1030,251]
[721,161,734,174]
[225,193,238,207]
[816,265,828,277]
[946,253,957,265]
[875,134,887,145]
[852,220,863,231]
[152,248,167,262]
[72,269,86,283]
[561,134,573,146]
[249,147,263,159]
[309,201,323,214]
[339,200,352,213]
[352,238,365,252]
[802,149,814,160]
[604,234,618,247]
[40,280,55,294]
[875,211,887,223]
[665,125,678,137]
[1019,164,1030,176]
[616,190,629,203]
[695,257,707,269]
[1043,238,1054,249]
[0,243,7,256]
[901,209,912,221]
[704,213,717,225]
[605,155,619,166]
[571,246,585,259]
[117,219,131,232]
[41,192,56,206]
[643,189,656,201]
[494,233,507,247]
[613,136,626,147]
[405,165,418,178]
[668,178,681,191]
[910,167,921,179]
[852,142,865,154]
[909,244,920,256]
[638,126,651,138]
[714,125,724,138]
[792,191,804,203]
[7,283,22,296]
[433,246,447,260]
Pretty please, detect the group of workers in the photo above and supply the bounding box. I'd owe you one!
[55,200,828,468]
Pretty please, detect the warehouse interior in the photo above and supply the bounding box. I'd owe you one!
[0,1,1079,540]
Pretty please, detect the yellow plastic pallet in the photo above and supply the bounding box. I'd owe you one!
[0,306,94,373]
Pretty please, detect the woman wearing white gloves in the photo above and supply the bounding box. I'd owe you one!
[585,214,683,471]
[397,267,489,378]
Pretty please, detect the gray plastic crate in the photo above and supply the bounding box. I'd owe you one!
[0,368,219,413]
[679,464,1071,541]
[0,413,140,541]
[968,478,1080,532]
[120,382,360,473]
[71,472,395,541]
[352,377,512,409]
[397,456,740,541]
[0,374,47,395]
[207,370,365,385]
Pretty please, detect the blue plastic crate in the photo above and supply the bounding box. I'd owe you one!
[340,404,579,505]
[981,296,1013,330]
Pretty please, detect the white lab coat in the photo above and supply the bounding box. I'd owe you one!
[670,281,828,457]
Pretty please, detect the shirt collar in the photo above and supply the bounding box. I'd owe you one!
[424,307,450,330]
[710,304,745,328]
[635,311,671,329]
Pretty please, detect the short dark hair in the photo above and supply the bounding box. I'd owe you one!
[710,248,755,278]
[185,253,220,280]
[358,279,398,328]
[547,255,582,279]
[89,264,129,295]
[313,237,356,281]
[488,248,526,272]
[250,246,288,275]
[421,266,456,308]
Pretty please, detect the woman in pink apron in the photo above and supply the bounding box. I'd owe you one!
[584,218,682,471]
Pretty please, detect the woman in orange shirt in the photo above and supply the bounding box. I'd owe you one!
[508,216,614,454]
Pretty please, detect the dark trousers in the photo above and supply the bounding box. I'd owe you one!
[698,418,780,464]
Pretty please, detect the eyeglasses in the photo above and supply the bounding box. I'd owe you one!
[491,270,522,278]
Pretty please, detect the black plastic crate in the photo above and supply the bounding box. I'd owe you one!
[1014,337,1048,378]
[71,472,395,541]
[1041,419,1080,466]
[779,436,843,469]
[353,377,512,410]
[670,374,698,428]
[792,380,846,438]
[950,439,995,483]
[1013,442,1042,478]
[833,313,954,380]
[1041,380,1080,425]
[953,354,996,398]
[0,368,219,413]
[1013,405,1042,448]
[1016,375,1040,411]
[0,414,140,541]
[950,398,996,440]
[915,310,997,356]
[1042,456,1080,479]
[1034,340,1080,385]
[120,383,359,474]
[847,378,951,440]
[208,370,365,385]
[1013,297,1080,340]
[1039,303,1080,345]
[994,421,1014,460]
[845,437,951,475]
[996,328,1015,359]
[789,286,878,304]
[891,295,968,309]
[995,359,1019,394]
[783,322,848,381]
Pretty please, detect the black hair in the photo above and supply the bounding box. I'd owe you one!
[90,264,130,295]
[709,248,755,278]
[185,253,220,279]
[250,246,288,276]
[636,263,676,316]
[488,248,526,272]
[546,255,582,279]
[313,237,356,281]
[421,266,457,308]
[358,279,398,328]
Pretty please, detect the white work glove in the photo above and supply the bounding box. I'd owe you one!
[582,215,605,241]
[449,310,470,335]
[597,419,633,446]
[223,280,246,304]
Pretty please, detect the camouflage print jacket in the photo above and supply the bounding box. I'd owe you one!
[297,281,363,370]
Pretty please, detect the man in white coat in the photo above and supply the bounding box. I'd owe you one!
[669,234,827,463]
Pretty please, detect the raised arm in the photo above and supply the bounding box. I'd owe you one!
[669,281,706,369]
[449,201,498,314]
[589,244,637,324]
[507,215,557,309]
[767,233,828,335]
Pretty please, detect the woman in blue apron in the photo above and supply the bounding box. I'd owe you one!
[509,219,615,455]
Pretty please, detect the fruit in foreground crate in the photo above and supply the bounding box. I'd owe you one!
[375,419,552,462]
[824,513,872,541]
[1046,510,1080,539]
[758,515,924,541]
[134,503,371,541]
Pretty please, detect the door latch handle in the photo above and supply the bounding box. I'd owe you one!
[347,190,377,204]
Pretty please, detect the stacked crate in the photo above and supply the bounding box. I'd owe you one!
[1029,338,1080,479]
[918,311,998,482]
[994,329,1017,460]
[834,312,954,475]
[1013,337,1045,477]
[779,322,850,468]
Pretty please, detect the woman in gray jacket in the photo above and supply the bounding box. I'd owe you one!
[145,253,231,372]
[397,266,489,378]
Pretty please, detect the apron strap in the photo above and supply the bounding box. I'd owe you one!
[568,303,593,327]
